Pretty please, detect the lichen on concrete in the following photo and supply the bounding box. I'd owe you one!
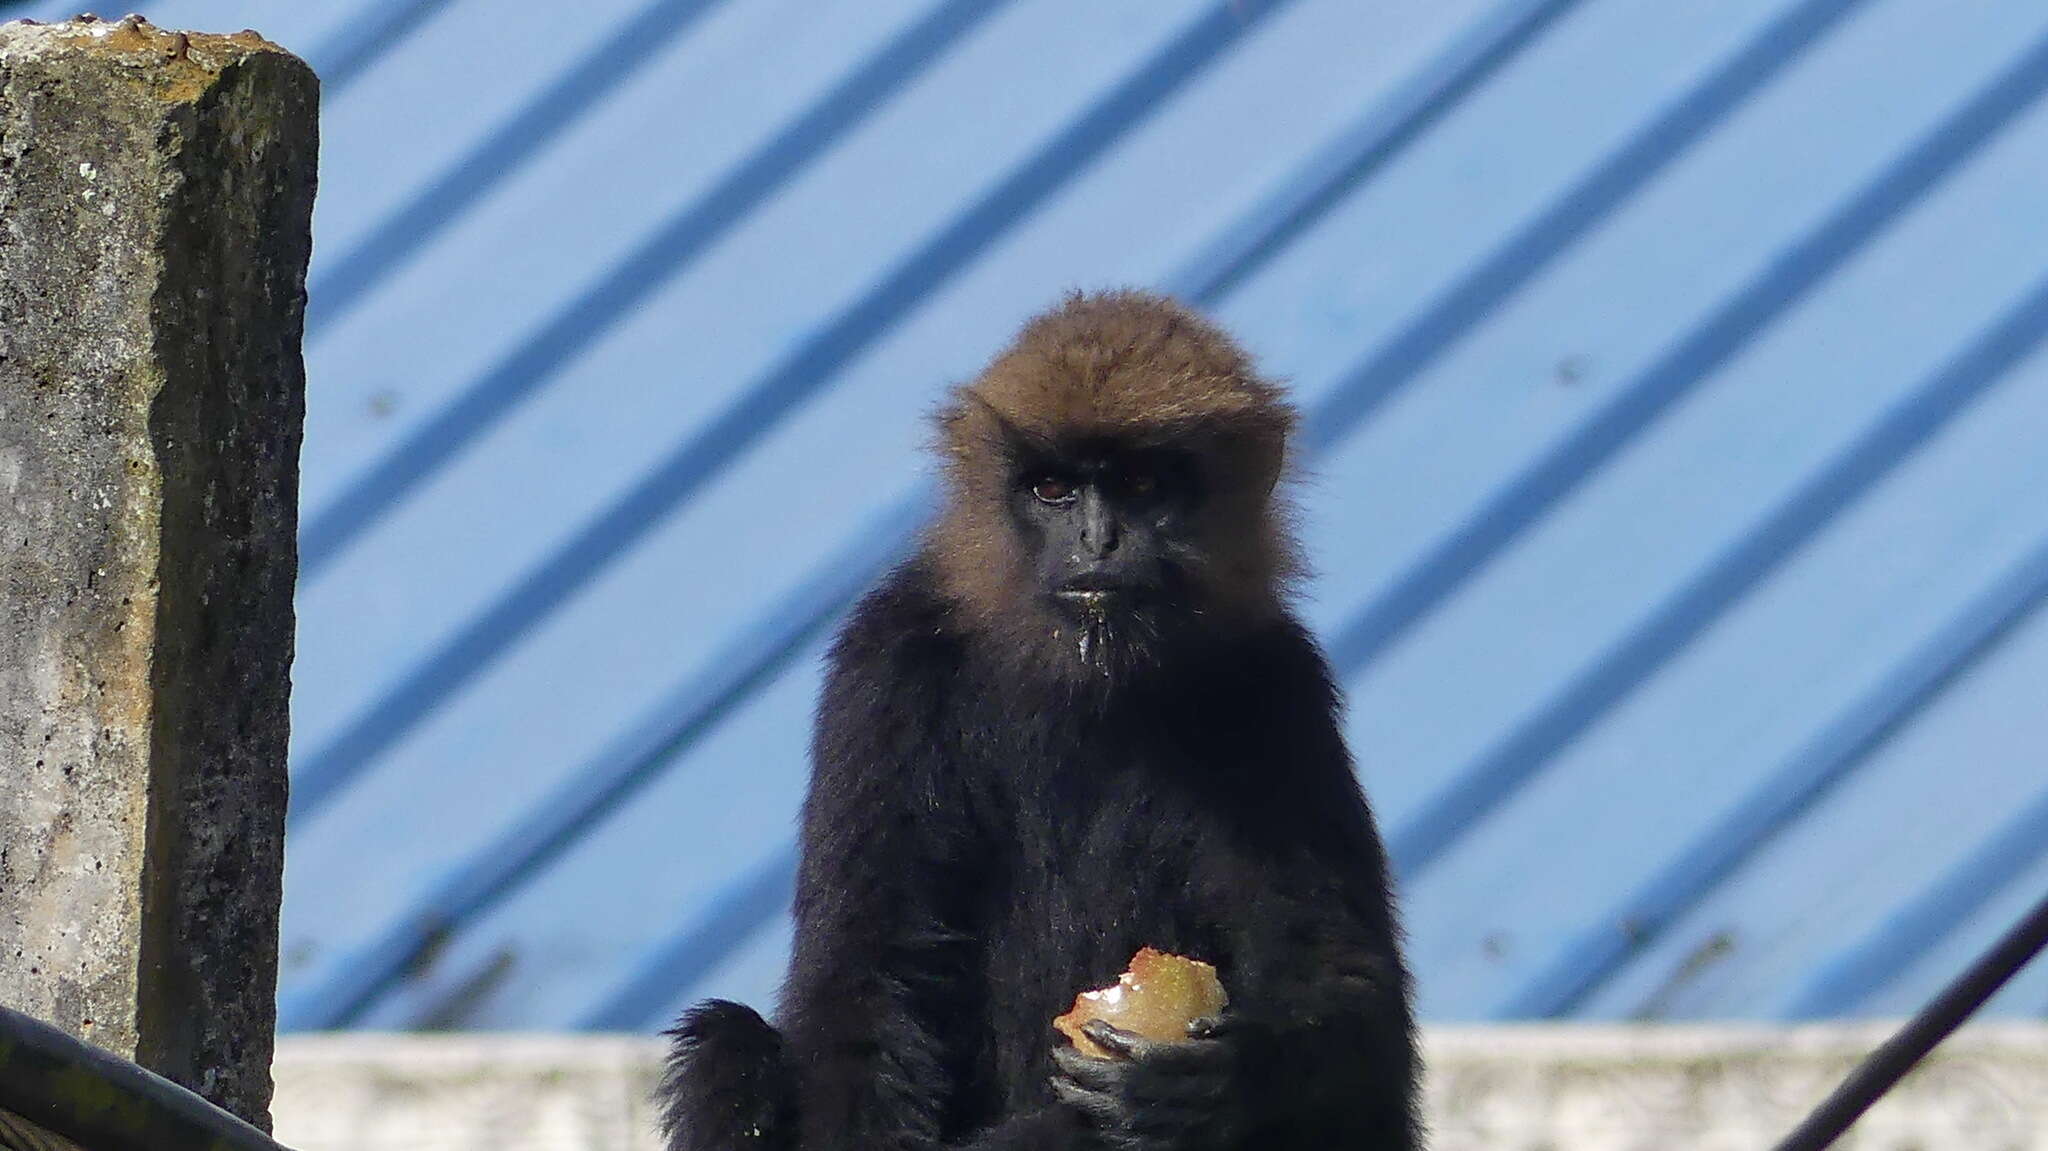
[0,13,316,1131]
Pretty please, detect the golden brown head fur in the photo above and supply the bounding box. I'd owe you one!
[926,290,1301,659]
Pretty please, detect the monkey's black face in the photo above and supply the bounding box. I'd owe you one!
[1008,441,1206,673]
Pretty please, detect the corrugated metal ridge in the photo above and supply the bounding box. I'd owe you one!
[1497,269,2048,1016]
[298,0,1010,571]
[306,0,738,333]
[1381,22,2048,875]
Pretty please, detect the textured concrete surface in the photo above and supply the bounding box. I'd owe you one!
[0,14,314,1131]
[267,1025,2048,1150]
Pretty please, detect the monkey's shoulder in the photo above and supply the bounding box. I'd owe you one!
[825,561,965,681]
[810,561,978,764]
[1195,612,1343,716]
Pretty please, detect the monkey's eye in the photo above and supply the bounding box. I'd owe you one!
[1122,469,1158,498]
[1030,475,1077,505]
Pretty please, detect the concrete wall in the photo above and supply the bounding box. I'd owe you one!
[269,1025,2048,1151]
[0,14,315,1129]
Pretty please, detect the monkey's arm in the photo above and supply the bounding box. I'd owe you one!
[1221,664,1420,1148]
[779,618,1090,1151]
[1226,670,1419,1147]
[1226,875,1419,1146]
[776,642,957,1150]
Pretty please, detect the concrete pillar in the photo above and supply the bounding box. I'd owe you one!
[0,15,315,1130]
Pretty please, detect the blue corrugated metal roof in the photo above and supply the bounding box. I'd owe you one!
[33,0,2048,1029]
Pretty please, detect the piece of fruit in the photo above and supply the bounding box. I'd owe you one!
[1053,947,1228,1058]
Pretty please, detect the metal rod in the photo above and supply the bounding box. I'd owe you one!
[1770,886,2048,1151]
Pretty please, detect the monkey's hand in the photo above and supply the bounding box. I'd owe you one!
[1050,1018,1245,1151]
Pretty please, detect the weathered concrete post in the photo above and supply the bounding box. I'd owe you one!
[0,15,315,1131]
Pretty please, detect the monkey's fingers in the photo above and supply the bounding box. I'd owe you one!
[1078,1020,1160,1061]
[1053,1044,1132,1091]
[1049,1075,1125,1125]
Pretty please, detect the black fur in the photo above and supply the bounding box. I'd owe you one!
[661,559,1418,1150]
[661,1000,797,1151]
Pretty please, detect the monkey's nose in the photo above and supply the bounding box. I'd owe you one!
[1079,494,1119,556]
[1080,532,1119,560]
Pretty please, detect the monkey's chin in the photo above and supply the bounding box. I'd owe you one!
[1072,615,1115,674]
[1046,603,1176,683]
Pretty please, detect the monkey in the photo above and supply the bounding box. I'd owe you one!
[659,290,1418,1151]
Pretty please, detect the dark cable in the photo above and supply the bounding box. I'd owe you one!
[0,1003,289,1151]
[1770,887,2048,1151]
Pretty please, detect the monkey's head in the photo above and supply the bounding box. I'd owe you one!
[929,290,1300,682]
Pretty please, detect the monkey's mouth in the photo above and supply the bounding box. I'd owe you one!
[1045,575,1186,674]
[1048,565,1182,618]
[1052,588,1120,609]
[1051,575,1149,612]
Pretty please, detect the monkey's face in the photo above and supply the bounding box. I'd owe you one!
[932,292,1300,683]
[1007,440,1207,672]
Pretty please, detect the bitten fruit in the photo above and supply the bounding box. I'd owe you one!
[1053,948,1228,1058]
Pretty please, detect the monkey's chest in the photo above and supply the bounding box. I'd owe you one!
[999,825,1220,973]
[963,778,1237,1112]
